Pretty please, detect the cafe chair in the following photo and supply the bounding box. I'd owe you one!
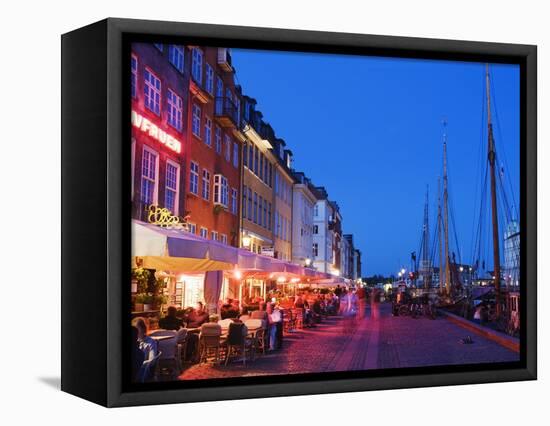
[199,323,223,364]
[157,336,180,379]
[224,322,254,366]
[176,328,188,365]
[139,351,162,383]
[244,319,267,355]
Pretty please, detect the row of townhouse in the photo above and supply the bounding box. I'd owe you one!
[130,43,362,279]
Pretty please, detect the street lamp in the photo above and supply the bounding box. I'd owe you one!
[305,258,311,267]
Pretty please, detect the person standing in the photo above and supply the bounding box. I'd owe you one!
[371,288,380,320]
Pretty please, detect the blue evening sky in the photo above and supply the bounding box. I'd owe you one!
[231,49,520,276]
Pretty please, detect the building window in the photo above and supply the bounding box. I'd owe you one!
[216,75,223,99]
[253,193,258,224]
[189,161,199,195]
[254,146,260,176]
[225,135,231,162]
[215,126,222,154]
[211,231,218,241]
[192,104,201,137]
[263,199,267,228]
[205,63,214,94]
[247,188,252,220]
[188,223,197,234]
[258,152,264,180]
[313,224,319,234]
[202,169,210,201]
[314,205,319,217]
[200,227,208,239]
[233,142,239,168]
[258,196,263,226]
[131,54,137,98]
[191,48,203,84]
[231,188,238,215]
[213,174,228,208]
[268,203,272,231]
[242,185,247,217]
[248,144,254,170]
[313,243,319,257]
[141,147,157,205]
[144,69,161,115]
[243,144,248,168]
[168,45,184,73]
[220,234,228,245]
[165,160,179,214]
[166,89,183,131]
[203,116,212,147]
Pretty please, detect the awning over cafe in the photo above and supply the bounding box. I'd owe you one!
[132,220,237,272]
[132,220,341,280]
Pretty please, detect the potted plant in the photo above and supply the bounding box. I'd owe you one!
[132,268,152,311]
[135,293,151,312]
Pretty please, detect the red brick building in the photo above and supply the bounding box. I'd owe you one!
[184,46,243,246]
[131,43,243,248]
[131,43,189,221]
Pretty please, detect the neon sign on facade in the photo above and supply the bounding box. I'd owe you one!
[131,110,182,154]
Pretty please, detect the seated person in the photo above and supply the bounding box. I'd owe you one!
[132,317,158,382]
[220,298,240,319]
[159,306,184,330]
[131,325,145,382]
[186,302,210,328]
[251,302,269,327]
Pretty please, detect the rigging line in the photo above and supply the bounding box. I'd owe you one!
[490,70,519,217]
[474,165,489,266]
[448,193,462,264]
[470,69,488,265]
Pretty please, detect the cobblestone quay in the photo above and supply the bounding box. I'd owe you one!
[179,303,519,381]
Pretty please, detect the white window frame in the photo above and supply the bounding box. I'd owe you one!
[192,104,201,137]
[191,48,203,84]
[187,223,197,234]
[166,89,183,131]
[225,135,231,162]
[168,45,184,73]
[131,54,138,98]
[220,234,228,245]
[144,68,161,115]
[211,230,218,241]
[165,159,180,215]
[213,174,228,208]
[205,63,214,94]
[200,227,208,239]
[231,188,238,215]
[141,146,159,205]
[215,126,222,154]
[233,142,239,168]
[202,169,211,201]
[189,161,199,195]
[204,116,212,147]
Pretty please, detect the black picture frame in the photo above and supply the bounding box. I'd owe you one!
[61,17,537,407]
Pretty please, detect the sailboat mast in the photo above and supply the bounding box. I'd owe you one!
[422,185,430,289]
[438,176,443,293]
[486,64,502,318]
[443,125,451,295]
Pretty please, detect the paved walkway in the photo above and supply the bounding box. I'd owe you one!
[178,303,519,380]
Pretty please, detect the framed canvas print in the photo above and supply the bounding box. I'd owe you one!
[61,18,537,407]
